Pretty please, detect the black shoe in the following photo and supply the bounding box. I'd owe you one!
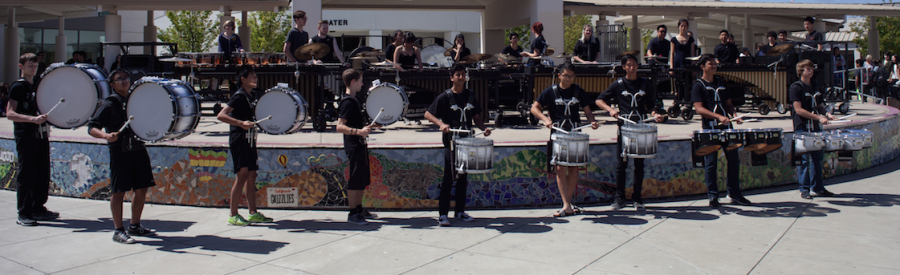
[16,216,38,226]
[33,210,59,221]
[709,198,720,208]
[813,189,835,197]
[360,209,378,219]
[610,198,626,211]
[800,191,812,199]
[127,224,157,236]
[730,196,752,206]
[113,229,136,244]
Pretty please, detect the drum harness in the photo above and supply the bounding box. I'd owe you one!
[617,77,649,160]
[699,77,734,130]
[15,78,50,139]
[446,89,477,175]
[791,81,825,131]
[340,94,368,145]
[235,89,258,147]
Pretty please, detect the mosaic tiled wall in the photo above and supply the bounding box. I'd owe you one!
[1,116,897,210]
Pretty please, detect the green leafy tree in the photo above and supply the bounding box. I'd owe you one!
[564,15,593,54]
[249,10,292,52]
[157,11,218,53]
[851,16,900,58]
[505,24,531,49]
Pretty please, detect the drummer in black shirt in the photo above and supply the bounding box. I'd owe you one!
[283,10,309,62]
[449,33,471,64]
[392,31,423,71]
[310,20,348,66]
[531,63,599,217]
[596,54,664,211]
[336,69,380,225]
[790,60,835,199]
[759,31,778,56]
[714,30,739,64]
[88,69,156,243]
[385,29,404,63]
[501,32,524,62]
[573,24,600,64]
[217,67,274,226]
[425,63,490,226]
[6,53,57,226]
[646,25,670,66]
[803,17,824,51]
[690,54,751,207]
[521,22,546,59]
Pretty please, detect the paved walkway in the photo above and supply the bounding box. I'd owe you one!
[1,156,899,274]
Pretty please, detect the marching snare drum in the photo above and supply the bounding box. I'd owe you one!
[621,123,657,158]
[793,131,825,155]
[743,128,768,152]
[551,131,590,166]
[255,86,308,135]
[454,137,494,174]
[692,129,723,156]
[37,63,111,129]
[365,81,409,126]
[126,77,201,142]
[840,129,873,148]
[839,132,865,151]
[723,129,745,151]
[823,131,844,152]
[757,128,785,154]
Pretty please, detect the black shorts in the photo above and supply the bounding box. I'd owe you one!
[109,149,156,193]
[346,147,370,190]
[229,139,259,172]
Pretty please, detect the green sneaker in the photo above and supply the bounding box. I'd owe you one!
[248,212,274,223]
[228,214,250,226]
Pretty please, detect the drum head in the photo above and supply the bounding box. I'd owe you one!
[421,45,451,67]
[127,81,175,141]
[37,66,107,128]
[255,90,300,134]
[366,85,406,125]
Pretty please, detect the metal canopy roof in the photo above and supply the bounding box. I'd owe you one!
[0,0,290,23]
[565,0,900,17]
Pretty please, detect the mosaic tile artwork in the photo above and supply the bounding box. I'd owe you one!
[0,116,897,210]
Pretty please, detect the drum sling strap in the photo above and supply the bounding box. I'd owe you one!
[340,95,367,144]
[446,89,476,177]
[547,84,581,172]
[14,78,50,138]
[107,95,145,152]
[235,89,258,147]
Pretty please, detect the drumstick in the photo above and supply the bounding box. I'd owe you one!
[250,116,272,125]
[45,98,65,115]
[574,124,594,131]
[551,126,570,134]
[369,108,385,127]
[116,116,134,134]
[730,113,752,121]
[830,120,852,124]
[837,113,857,120]
[741,118,758,122]
[641,117,658,123]
[617,116,637,124]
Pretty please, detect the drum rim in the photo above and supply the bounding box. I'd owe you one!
[365,82,409,125]
[126,78,198,142]
[37,64,110,129]
[255,89,308,135]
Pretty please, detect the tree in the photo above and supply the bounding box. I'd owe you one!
[157,11,218,53]
[564,15,593,54]
[850,16,900,58]
[249,10,292,52]
[505,24,531,49]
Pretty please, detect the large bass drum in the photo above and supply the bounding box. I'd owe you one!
[365,81,409,126]
[126,77,200,142]
[37,63,111,129]
[255,85,308,135]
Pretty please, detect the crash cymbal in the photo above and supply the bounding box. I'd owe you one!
[358,50,384,57]
[493,53,513,62]
[767,43,795,56]
[350,56,379,61]
[293,43,330,61]
[555,54,574,58]
[159,57,194,62]
[544,47,556,56]
[371,61,397,66]
[685,56,701,61]
[444,48,453,56]
[461,53,493,63]
[644,55,668,60]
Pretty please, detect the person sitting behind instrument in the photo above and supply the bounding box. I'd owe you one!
[385,29,404,63]
[65,51,85,65]
[803,16,824,51]
[714,30,739,65]
[759,31,778,56]
[283,10,309,63]
[646,24,669,66]
[393,31,423,71]
[520,22,546,59]
[777,29,789,44]
[502,32,524,61]
[595,54,664,211]
[736,47,754,65]
[573,24,600,64]
[690,54,751,207]
[449,33,471,64]
[791,59,836,199]
[310,20,349,66]
[530,63,599,217]
[218,20,244,64]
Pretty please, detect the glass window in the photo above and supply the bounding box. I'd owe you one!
[43,29,59,45]
[79,31,105,44]
[65,30,79,49]
[19,28,42,44]
[42,45,58,64]
[20,44,40,56]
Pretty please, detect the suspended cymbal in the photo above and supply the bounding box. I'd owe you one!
[371,61,397,66]
[767,43,795,56]
[444,48,453,56]
[358,50,384,57]
[544,47,556,56]
[493,53,513,62]
[685,56,701,61]
[293,43,330,61]
[644,55,668,60]
[555,54,574,58]
[461,54,493,63]
[159,57,194,62]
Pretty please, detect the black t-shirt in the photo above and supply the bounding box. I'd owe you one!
[502,45,523,58]
[426,89,482,147]
[339,95,366,151]
[536,84,592,129]
[285,27,309,61]
[449,47,471,62]
[7,79,48,136]
[597,77,656,124]
[789,80,825,132]
[311,34,337,62]
[385,44,399,62]
[88,93,143,150]
[531,35,547,56]
[805,30,823,42]
[691,77,731,129]
[648,37,671,57]
[574,38,600,62]
[714,43,739,64]
[226,88,256,140]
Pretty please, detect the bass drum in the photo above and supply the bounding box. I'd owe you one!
[365,81,409,126]
[420,45,451,68]
[37,63,111,129]
[255,85,308,135]
[126,77,201,142]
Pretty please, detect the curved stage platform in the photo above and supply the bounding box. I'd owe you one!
[0,101,897,210]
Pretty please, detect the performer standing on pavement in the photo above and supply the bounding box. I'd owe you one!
[425,63,491,226]
[596,54,664,211]
[217,67,274,226]
[88,69,157,243]
[336,68,380,225]
[790,60,836,199]
[531,63,599,217]
[690,54,752,208]
[6,53,58,226]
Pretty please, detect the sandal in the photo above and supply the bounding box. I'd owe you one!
[571,205,585,213]
[553,209,575,217]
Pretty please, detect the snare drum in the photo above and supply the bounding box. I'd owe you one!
[793,131,825,155]
[365,81,409,126]
[126,77,201,142]
[551,131,590,166]
[723,129,745,151]
[757,128,784,154]
[840,132,865,151]
[454,137,494,174]
[743,129,768,152]
[840,129,873,148]
[823,131,844,152]
[621,123,657,158]
[254,86,308,135]
[37,63,111,129]
[692,129,723,156]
